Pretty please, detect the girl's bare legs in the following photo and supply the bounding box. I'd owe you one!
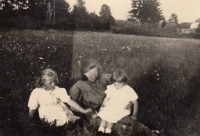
[98,120,107,132]
[105,122,114,134]
[106,122,114,129]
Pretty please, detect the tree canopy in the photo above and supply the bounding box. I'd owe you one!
[55,0,71,19]
[75,0,85,7]
[128,0,164,24]
[99,4,115,25]
[168,13,179,26]
[71,0,88,20]
[128,0,142,19]
[0,0,71,20]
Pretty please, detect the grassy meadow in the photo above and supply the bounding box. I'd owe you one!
[71,31,200,135]
[1,29,200,135]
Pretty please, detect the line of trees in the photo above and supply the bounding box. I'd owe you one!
[1,0,200,39]
[111,0,200,39]
[127,0,189,29]
[0,0,115,30]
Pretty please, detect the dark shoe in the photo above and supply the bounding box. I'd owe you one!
[96,131,104,136]
[104,133,111,136]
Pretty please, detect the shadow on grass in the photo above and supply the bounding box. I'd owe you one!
[130,58,200,135]
[0,50,31,135]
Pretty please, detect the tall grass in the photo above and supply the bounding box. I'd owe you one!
[71,31,200,135]
[0,29,73,135]
[1,29,200,135]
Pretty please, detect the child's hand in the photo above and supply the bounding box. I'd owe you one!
[91,110,98,119]
[130,115,137,120]
[125,101,133,110]
[84,108,92,114]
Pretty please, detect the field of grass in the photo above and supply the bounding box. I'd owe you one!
[1,29,200,135]
[71,31,200,135]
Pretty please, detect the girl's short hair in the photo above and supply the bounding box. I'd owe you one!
[35,68,59,88]
[80,59,101,80]
[111,69,128,83]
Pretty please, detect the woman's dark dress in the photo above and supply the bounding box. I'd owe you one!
[69,74,110,110]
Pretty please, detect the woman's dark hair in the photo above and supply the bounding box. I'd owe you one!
[35,68,59,88]
[80,59,101,81]
[111,69,128,83]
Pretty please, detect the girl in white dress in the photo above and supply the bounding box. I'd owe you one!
[28,69,92,127]
[97,69,138,135]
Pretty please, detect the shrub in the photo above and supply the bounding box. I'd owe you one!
[190,33,200,39]
[111,26,134,34]
[111,25,163,37]
[111,22,191,39]
[55,19,74,30]
[195,24,200,33]
[0,16,37,29]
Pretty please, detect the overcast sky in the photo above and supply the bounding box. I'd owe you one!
[66,0,200,23]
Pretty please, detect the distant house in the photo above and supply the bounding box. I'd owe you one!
[127,17,138,22]
[182,22,200,34]
[115,19,140,28]
[127,18,140,27]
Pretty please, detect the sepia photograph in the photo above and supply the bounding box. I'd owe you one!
[0,0,200,135]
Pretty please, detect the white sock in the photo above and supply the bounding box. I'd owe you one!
[98,127,105,132]
[105,128,111,134]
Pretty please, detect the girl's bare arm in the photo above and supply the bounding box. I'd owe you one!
[29,108,36,119]
[130,100,138,120]
[67,100,92,114]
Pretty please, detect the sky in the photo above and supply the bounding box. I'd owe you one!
[66,0,200,23]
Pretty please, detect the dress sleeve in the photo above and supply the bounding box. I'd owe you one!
[129,89,138,101]
[69,83,81,101]
[58,88,71,103]
[105,85,113,98]
[28,89,39,109]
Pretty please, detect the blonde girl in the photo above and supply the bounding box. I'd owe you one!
[28,68,92,126]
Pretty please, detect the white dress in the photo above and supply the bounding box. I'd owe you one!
[98,84,138,123]
[28,86,79,126]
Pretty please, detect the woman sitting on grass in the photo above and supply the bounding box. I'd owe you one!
[96,69,138,136]
[69,59,112,113]
[69,60,132,126]
[28,68,92,127]
[69,59,156,136]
